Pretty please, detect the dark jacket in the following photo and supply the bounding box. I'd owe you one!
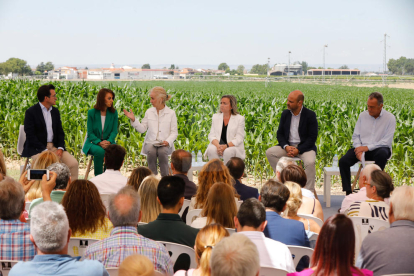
[277,106,318,154]
[22,103,65,157]
[174,174,197,200]
[234,179,259,201]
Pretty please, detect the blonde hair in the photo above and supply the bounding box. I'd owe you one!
[195,224,230,276]
[119,254,155,276]
[149,86,172,105]
[26,151,60,201]
[127,166,153,191]
[284,181,303,217]
[0,149,6,176]
[390,186,414,221]
[137,175,161,223]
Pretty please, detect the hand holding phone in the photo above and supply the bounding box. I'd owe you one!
[27,169,49,181]
[41,171,57,202]
[19,171,36,193]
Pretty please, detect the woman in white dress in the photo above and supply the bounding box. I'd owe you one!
[123,87,178,176]
[205,95,245,164]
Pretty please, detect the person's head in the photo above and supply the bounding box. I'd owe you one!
[311,214,357,275]
[0,150,6,176]
[210,233,260,276]
[37,84,56,106]
[171,149,192,174]
[157,176,185,212]
[389,186,414,224]
[109,186,141,227]
[104,144,126,170]
[149,86,171,108]
[367,170,394,200]
[226,157,245,180]
[219,95,238,115]
[367,92,384,118]
[137,176,161,223]
[202,182,238,228]
[194,224,230,276]
[259,179,290,213]
[30,201,70,254]
[284,181,303,217]
[275,156,296,181]
[119,254,155,276]
[280,164,307,188]
[47,162,71,190]
[61,180,107,235]
[127,166,152,191]
[235,198,267,232]
[0,177,25,220]
[94,88,115,113]
[196,159,235,209]
[287,90,304,112]
[359,164,381,188]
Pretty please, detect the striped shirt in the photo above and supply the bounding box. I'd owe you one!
[346,200,389,221]
[84,226,173,274]
[0,219,36,261]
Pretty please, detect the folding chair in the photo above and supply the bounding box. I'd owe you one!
[0,260,18,276]
[351,161,375,191]
[82,134,94,179]
[186,209,202,226]
[179,199,191,217]
[259,266,288,276]
[159,241,197,269]
[287,245,314,268]
[106,268,119,276]
[68,238,100,260]
[298,213,324,228]
[18,125,29,176]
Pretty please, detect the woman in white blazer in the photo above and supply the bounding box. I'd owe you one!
[205,95,245,164]
[123,86,178,176]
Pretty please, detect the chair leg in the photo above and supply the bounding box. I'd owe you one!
[85,156,93,180]
[21,158,29,177]
[351,164,362,192]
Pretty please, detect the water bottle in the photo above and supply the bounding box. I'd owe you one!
[197,150,203,165]
[191,151,196,165]
[332,154,338,167]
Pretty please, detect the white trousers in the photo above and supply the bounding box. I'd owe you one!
[206,144,239,165]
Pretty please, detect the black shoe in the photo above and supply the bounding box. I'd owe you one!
[346,190,352,195]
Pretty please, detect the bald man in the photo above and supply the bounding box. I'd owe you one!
[266,90,318,192]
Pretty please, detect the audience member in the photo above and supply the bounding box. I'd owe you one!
[210,233,260,276]
[10,201,108,276]
[191,182,237,229]
[0,149,6,176]
[127,166,152,192]
[90,144,127,194]
[275,156,295,182]
[346,170,393,220]
[288,214,372,276]
[226,157,259,200]
[84,186,173,274]
[137,175,162,223]
[340,164,381,213]
[171,149,197,199]
[119,254,155,276]
[356,186,414,275]
[174,224,230,276]
[281,165,323,220]
[235,198,295,273]
[0,177,36,261]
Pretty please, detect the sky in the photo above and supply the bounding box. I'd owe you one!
[0,0,413,70]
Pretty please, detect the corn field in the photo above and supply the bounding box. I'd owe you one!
[1,80,413,186]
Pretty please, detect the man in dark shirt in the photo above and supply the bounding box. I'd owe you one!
[226,157,259,201]
[170,149,197,200]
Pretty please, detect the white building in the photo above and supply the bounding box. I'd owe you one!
[87,69,104,80]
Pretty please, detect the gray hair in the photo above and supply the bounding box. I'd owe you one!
[361,164,381,182]
[368,92,384,105]
[276,157,296,175]
[109,186,141,227]
[210,233,260,276]
[390,186,414,221]
[219,95,239,115]
[0,176,25,220]
[47,162,71,190]
[31,201,69,253]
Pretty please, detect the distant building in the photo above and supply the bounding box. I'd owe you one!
[307,69,360,75]
[270,64,302,76]
[51,67,78,79]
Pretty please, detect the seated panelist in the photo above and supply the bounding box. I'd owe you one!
[82,89,118,176]
[205,95,245,164]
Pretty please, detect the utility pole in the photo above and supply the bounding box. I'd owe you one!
[323,44,328,82]
[266,57,270,87]
[288,51,291,82]
[381,33,390,86]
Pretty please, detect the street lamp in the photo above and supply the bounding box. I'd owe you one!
[323,44,328,82]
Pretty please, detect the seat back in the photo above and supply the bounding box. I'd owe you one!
[186,209,202,226]
[179,199,191,217]
[17,125,26,156]
[298,213,324,228]
[68,238,100,260]
[81,134,88,155]
[259,266,288,276]
[225,228,236,235]
[159,241,197,269]
[0,260,18,276]
[106,267,119,276]
[287,245,314,268]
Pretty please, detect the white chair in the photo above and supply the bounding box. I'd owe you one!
[179,199,191,217]
[17,125,29,176]
[351,160,375,191]
[0,260,18,276]
[287,245,314,268]
[159,241,197,269]
[68,238,100,260]
[259,266,288,276]
[186,209,202,226]
[82,134,94,179]
[138,222,148,227]
[25,202,31,211]
[106,268,119,276]
[298,213,324,228]
[350,216,389,259]
[225,228,236,235]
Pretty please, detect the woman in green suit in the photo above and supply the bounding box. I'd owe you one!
[82,88,118,176]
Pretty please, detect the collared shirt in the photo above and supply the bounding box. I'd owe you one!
[9,254,109,276]
[84,226,173,274]
[352,109,396,151]
[0,219,36,261]
[39,102,53,143]
[29,190,66,218]
[340,187,369,213]
[288,106,303,145]
[238,231,296,273]
[90,169,127,194]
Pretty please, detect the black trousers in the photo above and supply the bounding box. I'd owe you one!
[339,147,391,192]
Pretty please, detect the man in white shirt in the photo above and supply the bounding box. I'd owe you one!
[90,144,127,194]
[234,198,295,273]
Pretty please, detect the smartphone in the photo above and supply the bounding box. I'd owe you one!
[27,169,49,181]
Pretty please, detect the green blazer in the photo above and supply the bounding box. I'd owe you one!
[82,108,118,154]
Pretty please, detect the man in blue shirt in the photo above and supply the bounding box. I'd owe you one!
[226,157,259,200]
